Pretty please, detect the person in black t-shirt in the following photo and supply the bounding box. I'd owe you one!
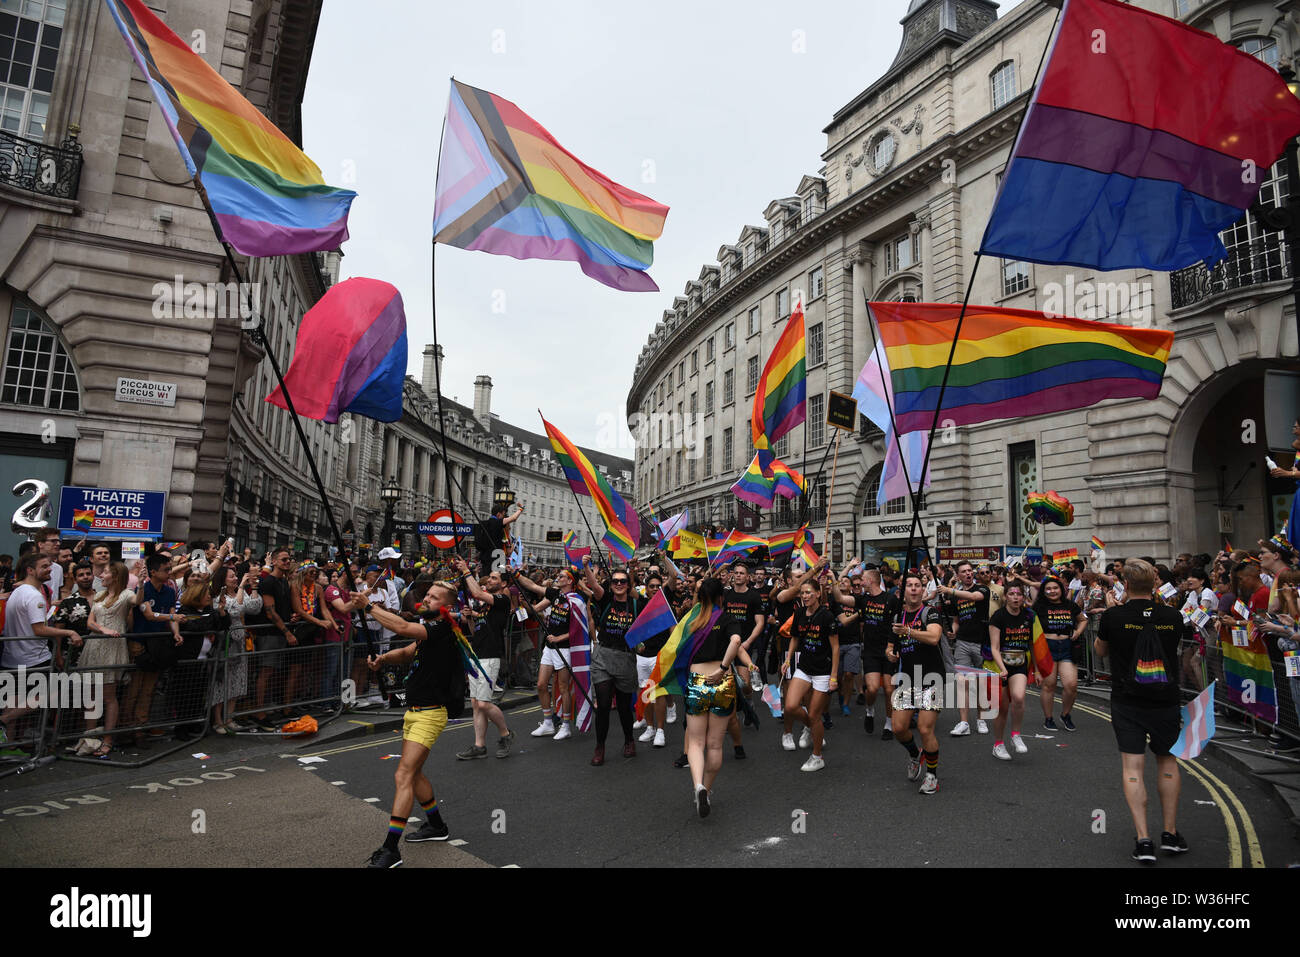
[682,577,748,819]
[1095,559,1189,863]
[720,562,766,759]
[453,557,514,760]
[779,578,838,772]
[831,566,898,738]
[934,560,990,736]
[634,574,676,748]
[516,567,586,740]
[361,580,459,868]
[1032,576,1086,732]
[887,570,945,794]
[988,583,1036,760]
[584,564,642,765]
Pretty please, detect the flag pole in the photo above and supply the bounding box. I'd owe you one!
[822,429,843,554]
[900,5,1061,572]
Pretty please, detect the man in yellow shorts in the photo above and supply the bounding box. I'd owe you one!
[361,579,458,868]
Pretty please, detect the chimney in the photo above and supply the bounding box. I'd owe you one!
[421,344,443,397]
[473,375,493,430]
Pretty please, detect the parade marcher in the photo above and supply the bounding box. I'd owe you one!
[887,570,945,794]
[362,580,459,867]
[831,566,898,738]
[453,556,515,759]
[834,583,862,718]
[988,582,1034,760]
[516,567,581,740]
[935,560,990,736]
[1094,559,1188,862]
[1032,575,1087,731]
[683,577,745,817]
[721,561,765,759]
[633,573,675,747]
[780,577,838,772]
[583,562,642,765]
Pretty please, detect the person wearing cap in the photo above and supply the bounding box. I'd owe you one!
[377,547,405,596]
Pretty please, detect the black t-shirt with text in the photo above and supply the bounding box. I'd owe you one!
[595,594,640,649]
[853,591,899,653]
[989,606,1036,659]
[894,603,946,678]
[949,584,990,644]
[543,587,575,644]
[791,605,838,675]
[722,587,764,642]
[1035,600,1081,638]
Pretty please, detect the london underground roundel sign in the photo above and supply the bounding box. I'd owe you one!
[419,509,473,549]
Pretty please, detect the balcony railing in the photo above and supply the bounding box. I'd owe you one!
[1170,233,1291,310]
[0,130,82,202]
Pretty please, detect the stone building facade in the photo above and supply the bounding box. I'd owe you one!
[627,0,1300,565]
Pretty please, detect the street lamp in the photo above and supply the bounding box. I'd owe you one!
[494,486,516,510]
[380,476,401,550]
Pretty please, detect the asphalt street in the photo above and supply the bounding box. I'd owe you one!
[1,688,1291,868]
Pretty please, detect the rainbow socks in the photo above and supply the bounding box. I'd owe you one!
[384,815,406,850]
[924,750,939,775]
[421,796,443,826]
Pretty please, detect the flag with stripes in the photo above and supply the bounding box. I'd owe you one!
[1169,680,1216,760]
[567,593,594,732]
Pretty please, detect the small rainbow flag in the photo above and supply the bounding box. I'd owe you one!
[713,531,767,566]
[767,529,798,562]
[72,509,95,532]
[770,458,805,498]
[159,541,186,553]
[104,0,355,256]
[1091,535,1105,552]
[731,454,777,508]
[563,531,591,570]
[793,526,819,569]
[1031,615,1053,680]
[434,80,669,292]
[542,415,639,560]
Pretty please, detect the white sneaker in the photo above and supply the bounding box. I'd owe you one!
[906,757,922,781]
[653,728,666,748]
[992,742,1011,761]
[633,718,647,731]
[1011,733,1028,754]
[553,722,572,741]
[638,725,656,743]
[950,721,971,737]
[530,719,555,737]
[918,772,938,794]
[750,670,763,692]
[798,727,811,749]
[800,754,825,772]
[666,704,677,724]
[782,733,796,751]
[976,720,989,734]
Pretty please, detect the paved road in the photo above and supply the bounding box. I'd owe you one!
[1,688,1290,869]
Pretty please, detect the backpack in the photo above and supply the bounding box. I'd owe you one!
[1131,607,1174,687]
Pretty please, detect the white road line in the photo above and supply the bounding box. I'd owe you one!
[449,839,468,846]
[331,781,345,785]
[364,797,380,803]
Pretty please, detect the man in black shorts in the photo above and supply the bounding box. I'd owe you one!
[721,562,765,759]
[1095,558,1188,863]
[935,560,990,736]
[830,567,897,738]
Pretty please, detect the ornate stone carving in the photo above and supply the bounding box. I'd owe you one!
[891,103,924,138]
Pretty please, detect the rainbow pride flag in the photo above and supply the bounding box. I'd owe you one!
[752,300,807,450]
[541,415,639,560]
[766,529,798,562]
[72,509,95,532]
[714,532,767,566]
[770,458,805,498]
[870,302,1174,434]
[1031,615,1053,680]
[793,526,819,569]
[1091,535,1105,552]
[563,531,591,570]
[266,278,406,423]
[731,454,777,508]
[981,0,1300,272]
[434,80,669,292]
[647,603,724,701]
[104,0,355,256]
[1222,623,1278,723]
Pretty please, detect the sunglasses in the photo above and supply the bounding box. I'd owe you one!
[612,579,629,585]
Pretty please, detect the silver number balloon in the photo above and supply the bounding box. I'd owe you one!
[11,478,51,539]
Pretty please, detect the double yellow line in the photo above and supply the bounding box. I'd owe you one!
[1067,698,1264,868]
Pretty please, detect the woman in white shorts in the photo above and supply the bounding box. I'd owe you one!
[779,578,838,772]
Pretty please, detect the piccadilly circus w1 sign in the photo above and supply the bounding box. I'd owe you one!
[419,509,473,549]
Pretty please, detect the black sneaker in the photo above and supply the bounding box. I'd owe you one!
[864,712,875,734]
[695,786,710,819]
[673,752,689,768]
[824,715,834,731]
[881,727,894,741]
[1131,838,1156,864]
[405,820,450,843]
[733,745,747,760]
[367,846,403,868]
[496,730,515,759]
[1159,831,1189,854]
[856,693,866,706]
[1060,713,1076,732]
[1043,717,1058,731]
[456,745,488,760]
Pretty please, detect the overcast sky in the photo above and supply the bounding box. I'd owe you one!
[302,0,908,453]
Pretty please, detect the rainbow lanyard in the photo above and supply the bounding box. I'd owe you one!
[900,605,925,634]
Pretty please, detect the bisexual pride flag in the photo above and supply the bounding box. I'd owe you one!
[624,587,677,652]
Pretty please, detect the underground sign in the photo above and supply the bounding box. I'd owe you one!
[419,509,474,548]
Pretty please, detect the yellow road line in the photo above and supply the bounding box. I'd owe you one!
[1067,698,1260,868]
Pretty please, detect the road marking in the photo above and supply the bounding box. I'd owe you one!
[502,864,520,868]
[1066,698,1260,868]
[364,797,380,803]
[331,781,345,786]
[449,838,468,846]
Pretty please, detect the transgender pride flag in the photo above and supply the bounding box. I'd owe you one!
[1170,681,1217,760]
[854,312,930,508]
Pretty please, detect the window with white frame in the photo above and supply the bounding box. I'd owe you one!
[705,336,715,363]
[885,233,918,274]
[746,355,759,395]
[776,287,790,319]
[808,265,824,300]
[990,60,1017,110]
[808,322,824,366]
[723,369,734,406]
[1002,259,1030,296]
[1239,36,1279,68]
[2,302,78,410]
[722,427,734,472]
[774,433,789,458]
[807,394,825,447]
[748,306,760,337]
[705,381,714,414]
[0,0,65,139]
[703,435,713,476]
[690,350,698,375]
[724,322,735,350]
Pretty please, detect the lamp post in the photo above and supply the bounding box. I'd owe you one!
[380,476,401,551]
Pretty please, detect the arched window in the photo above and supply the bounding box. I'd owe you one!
[861,463,909,517]
[990,61,1017,110]
[2,301,78,410]
[1239,36,1279,69]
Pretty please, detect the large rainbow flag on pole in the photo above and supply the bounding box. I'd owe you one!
[104,0,355,256]
[541,415,640,560]
[980,0,1300,272]
[433,80,670,292]
[854,311,930,508]
[752,301,807,451]
[870,302,1174,435]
